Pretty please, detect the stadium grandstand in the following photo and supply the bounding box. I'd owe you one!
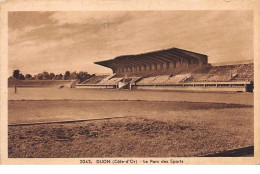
[76,47,254,92]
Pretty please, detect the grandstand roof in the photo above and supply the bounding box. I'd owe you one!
[94,47,208,70]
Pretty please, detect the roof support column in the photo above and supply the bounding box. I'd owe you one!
[169,61,176,69]
[159,63,163,70]
[198,60,202,67]
[176,61,181,68]
[141,64,146,71]
[151,63,157,70]
[162,62,168,69]
[115,68,120,74]
[147,64,152,71]
[138,65,142,71]
[132,65,136,72]
[187,59,191,68]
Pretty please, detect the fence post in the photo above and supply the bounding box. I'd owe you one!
[15,78,17,94]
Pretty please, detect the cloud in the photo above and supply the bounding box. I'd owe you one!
[8,11,253,76]
[49,11,135,25]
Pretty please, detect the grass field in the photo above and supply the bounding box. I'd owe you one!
[8,88,253,105]
[8,88,254,158]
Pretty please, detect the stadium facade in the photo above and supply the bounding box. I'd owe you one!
[76,47,254,92]
[94,48,208,77]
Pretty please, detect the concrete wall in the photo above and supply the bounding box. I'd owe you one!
[76,81,252,92]
[133,85,247,92]
[76,85,115,89]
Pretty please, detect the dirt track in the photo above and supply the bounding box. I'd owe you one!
[8,100,253,125]
[9,112,253,157]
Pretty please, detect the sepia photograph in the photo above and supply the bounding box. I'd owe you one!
[0,0,259,165]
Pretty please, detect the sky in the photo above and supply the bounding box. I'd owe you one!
[8,11,253,75]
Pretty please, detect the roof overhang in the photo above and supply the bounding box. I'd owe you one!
[94,47,208,70]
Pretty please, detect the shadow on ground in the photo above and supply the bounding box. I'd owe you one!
[202,146,254,157]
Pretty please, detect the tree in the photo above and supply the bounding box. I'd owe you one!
[12,69,26,80]
[70,71,78,79]
[35,73,43,80]
[64,71,71,80]
[25,74,32,80]
[13,69,20,79]
[49,73,55,80]
[8,76,14,80]
[42,71,50,80]
[18,74,25,80]
[55,74,63,80]
[78,71,92,82]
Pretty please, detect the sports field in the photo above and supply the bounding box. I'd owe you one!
[9,88,253,104]
[8,88,254,157]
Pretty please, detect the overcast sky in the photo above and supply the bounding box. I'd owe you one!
[8,11,253,75]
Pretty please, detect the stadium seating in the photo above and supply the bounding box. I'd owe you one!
[232,64,254,81]
[97,74,116,84]
[186,64,254,82]
[81,75,109,84]
[137,74,192,85]
[164,74,191,84]
[79,63,254,87]
[129,77,142,84]
[99,78,123,85]
[206,66,235,82]
[137,76,157,85]
[150,75,170,84]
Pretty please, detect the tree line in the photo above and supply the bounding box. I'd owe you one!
[10,69,93,82]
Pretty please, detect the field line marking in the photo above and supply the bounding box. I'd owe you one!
[8,116,131,127]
